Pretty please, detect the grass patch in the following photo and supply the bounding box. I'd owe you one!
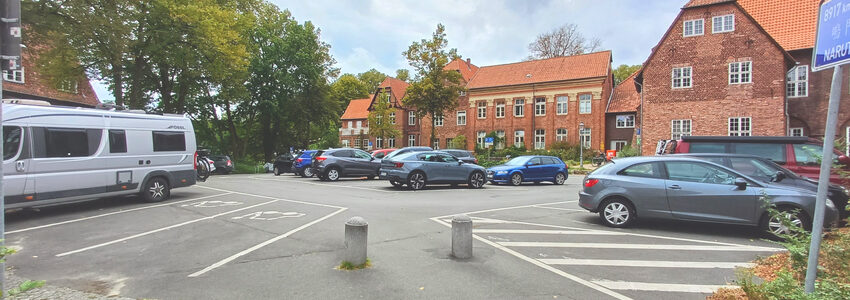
[337,259,371,270]
[6,280,45,296]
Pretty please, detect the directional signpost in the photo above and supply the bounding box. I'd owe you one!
[806,0,850,294]
[484,137,494,148]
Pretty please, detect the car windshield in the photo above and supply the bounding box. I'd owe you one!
[504,157,531,166]
[728,157,791,182]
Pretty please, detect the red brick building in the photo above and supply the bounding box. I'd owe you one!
[635,0,795,154]
[606,70,641,151]
[419,58,479,149]
[339,98,372,149]
[2,46,99,107]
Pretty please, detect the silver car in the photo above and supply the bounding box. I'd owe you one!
[578,157,839,236]
[379,151,487,190]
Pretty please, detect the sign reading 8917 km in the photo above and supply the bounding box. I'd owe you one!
[814,0,850,71]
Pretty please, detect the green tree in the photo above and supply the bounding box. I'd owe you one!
[331,74,370,114]
[613,64,642,85]
[402,24,466,147]
[368,90,401,147]
[451,134,467,149]
[357,68,387,92]
[395,69,410,81]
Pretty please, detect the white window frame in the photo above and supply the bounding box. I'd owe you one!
[388,137,396,148]
[579,128,591,149]
[496,101,505,118]
[376,137,383,148]
[534,129,545,150]
[611,140,628,151]
[354,138,361,148]
[390,112,396,124]
[477,101,487,119]
[579,94,592,114]
[712,14,735,33]
[790,127,804,137]
[615,114,635,128]
[728,117,751,136]
[408,111,416,126]
[683,19,704,37]
[556,128,567,142]
[356,120,362,128]
[477,131,486,146]
[434,114,443,127]
[446,138,453,148]
[514,130,525,147]
[787,65,808,97]
[534,98,546,116]
[671,119,692,140]
[385,93,391,103]
[2,67,24,83]
[496,130,505,150]
[728,61,752,84]
[456,110,467,125]
[408,134,416,146]
[341,139,350,147]
[672,67,692,88]
[514,99,525,117]
[364,139,371,150]
[556,96,568,115]
[433,138,440,150]
[347,121,353,129]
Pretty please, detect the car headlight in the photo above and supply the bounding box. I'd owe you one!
[827,199,836,208]
[496,171,508,175]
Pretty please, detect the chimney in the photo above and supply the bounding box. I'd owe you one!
[466,58,470,65]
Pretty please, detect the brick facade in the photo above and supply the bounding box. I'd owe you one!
[786,49,850,142]
[2,46,99,107]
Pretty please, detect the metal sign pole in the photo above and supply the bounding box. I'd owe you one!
[804,65,842,293]
[0,68,5,297]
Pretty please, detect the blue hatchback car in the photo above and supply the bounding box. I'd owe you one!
[487,155,568,186]
[293,150,318,178]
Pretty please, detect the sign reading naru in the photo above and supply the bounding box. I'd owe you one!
[814,0,850,70]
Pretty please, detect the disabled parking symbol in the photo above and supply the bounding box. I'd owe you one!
[232,211,306,221]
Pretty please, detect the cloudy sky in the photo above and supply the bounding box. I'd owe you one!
[91,0,689,100]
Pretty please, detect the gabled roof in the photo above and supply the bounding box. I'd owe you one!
[3,45,100,107]
[607,69,641,113]
[684,0,734,8]
[444,58,479,82]
[341,98,371,120]
[377,77,409,101]
[467,50,612,89]
[738,0,817,51]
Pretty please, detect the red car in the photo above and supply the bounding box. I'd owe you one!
[371,148,397,159]
[660,136,850,186]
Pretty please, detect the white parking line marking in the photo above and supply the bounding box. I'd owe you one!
[473,229,626,235]
[188,207,347,277]
[249,177,393,193]
[532,205,586,212]
[194,186,345,209]
[56,199,280,257]
[434,201,578,219]
[498,242,782,252]
[591,280,735,293]
[6,193,233,235]
[430,217,632,300]
[539,259,754,269]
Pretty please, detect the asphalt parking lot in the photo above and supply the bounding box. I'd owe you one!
[5,173,783,299]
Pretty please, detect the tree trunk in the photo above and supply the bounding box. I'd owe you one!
[429,112,437,148]
[111,63,124,107]
[222,99,242,157]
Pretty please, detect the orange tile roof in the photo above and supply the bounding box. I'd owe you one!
[444,58,479,82]
[377,77,409,101]
[608,69,641,113]
[684,0,734,8]
[3,45,100,107]
[738,0,817,51]
[341,98,371,120]
[467,51,612,89]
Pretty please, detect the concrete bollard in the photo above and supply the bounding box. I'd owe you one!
[344,216,368,266]
[452,214,473,259]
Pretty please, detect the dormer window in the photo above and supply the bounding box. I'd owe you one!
[2,68,24,83]
[59,80,79,94]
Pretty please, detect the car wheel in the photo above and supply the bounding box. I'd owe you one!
[761,207,810,239]
[468,171,486,189]
[273,167,281,176]
[142,177,170,203]
[510,173,523,186]
[326,168,341,181]
[598,198,635,228]
[553,173,566,185]
[408,172,427,190]
[301,168,314,178]
[390,180,404,188]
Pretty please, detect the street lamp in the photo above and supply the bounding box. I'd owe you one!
[579,122,585,168]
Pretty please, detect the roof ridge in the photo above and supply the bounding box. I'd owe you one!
[478,50,612,69]
[614,68,641,88]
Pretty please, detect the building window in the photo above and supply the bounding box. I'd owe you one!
[672,67,692,88]
[534,98,546,116]
[364,139,371,150]
[2,67,24,83]
[459,90,467,96]
[514,99,525,117]
[354,139,361,148]
[534,129,545,150]
[496,101,505,118]
[579,128,591,149]
[556,96,568,115]
[496,130,505,150]
[477,131,486,146]
[514,130,525,147]
[671,119,692,140]
[787,65,808,97]
[579,94,592,114]
[729,61,752,84]
[388,137,396,148]
[347,121,353,128]
[385,92,391,102]
[456,110,467,125]
[408,111,416,126]
[59,80,79,94]
[433,138,440,150]
[434,114,443,127]
[390,112,396,124]
[729,117,751,136]
[683,19,704,37]
[556,128,567,142]
[408,134,416,146]
[342,139,350,147]
[356,120,362,128]
[790,128,803,137]
[477,101,487,119]
[446,138,453,148]
[616,114,635,128]
[376,137,383,148]
[611,140,628,151]
[712,14,734,33]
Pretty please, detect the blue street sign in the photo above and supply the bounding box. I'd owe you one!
[368,141,373,146]
[485,137,494,143]
[813,0,850,71]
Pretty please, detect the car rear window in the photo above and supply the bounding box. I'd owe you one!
[689,143,727,153]
[732,143,786,164]
[618,162,662,178]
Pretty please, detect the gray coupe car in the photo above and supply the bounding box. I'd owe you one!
[379,151,487,190]
[578,156,839,237]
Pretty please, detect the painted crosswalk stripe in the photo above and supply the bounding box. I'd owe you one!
[539,259,754,269]
[498,242,782,252]
[474,229,626,235]
[591,280,735,293]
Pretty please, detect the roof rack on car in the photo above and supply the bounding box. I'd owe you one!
[3,99,51,106]
[681,136,810,144]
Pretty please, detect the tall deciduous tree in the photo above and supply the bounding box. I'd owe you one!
[395,69,410,82]
[528,23,601,60]
[331,74,370,114]
[357,68,387,92]
[613,64,642,85]
[368,90,400,147]
[402,24,465,146]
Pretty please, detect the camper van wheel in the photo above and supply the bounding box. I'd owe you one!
[142,177,171,202]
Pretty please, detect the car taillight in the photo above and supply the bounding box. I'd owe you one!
[316,156,327,162]
[194,152,198,170]
[296,158,303,163]
[394,162,404,168]
[226,160,232,166]
[474,158,478,164]
[584,178,599,188]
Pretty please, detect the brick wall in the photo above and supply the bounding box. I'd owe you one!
[787,49,850,140]
[419,95,470,149]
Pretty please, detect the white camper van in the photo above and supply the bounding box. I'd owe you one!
[2,102,198,209]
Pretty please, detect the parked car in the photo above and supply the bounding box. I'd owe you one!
[660,136,850,186]
[441,149,478,164]
[382,146,432,161]
[292,150,318,177]
[487,155,568,186]
[272,152,298,176]
[379,151,487,190]
[371,148,397,159]
[678,153,850,220]
[311,148,381,181]
[578,156,839,237]
[208,155,233,174]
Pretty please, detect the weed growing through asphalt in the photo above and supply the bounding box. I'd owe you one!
[338,259,371,270]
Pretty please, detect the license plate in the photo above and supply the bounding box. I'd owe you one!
[487,175,493,179]
[381,172,387,176]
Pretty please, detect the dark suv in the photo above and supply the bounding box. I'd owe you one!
[442,149,478,164]
[273,152,297,176]
[208,155,234,174]
[311,148,382,181]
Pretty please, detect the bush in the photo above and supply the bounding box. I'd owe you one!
[617,144,640,157]
[233,158,265,174]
